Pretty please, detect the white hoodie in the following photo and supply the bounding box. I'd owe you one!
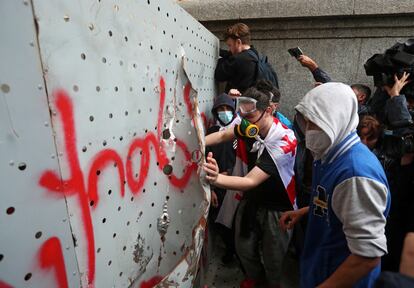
[295,82,359,159]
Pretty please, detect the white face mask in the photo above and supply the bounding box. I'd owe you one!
[305,130,331,159]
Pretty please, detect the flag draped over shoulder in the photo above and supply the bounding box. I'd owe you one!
[216,117,297,228]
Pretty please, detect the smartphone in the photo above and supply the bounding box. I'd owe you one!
[288,47,303,59]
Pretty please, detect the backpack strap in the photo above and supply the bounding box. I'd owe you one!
[246,49,260,62]
[246,49,260,82]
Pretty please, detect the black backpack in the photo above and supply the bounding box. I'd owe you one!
[247,49,279,89]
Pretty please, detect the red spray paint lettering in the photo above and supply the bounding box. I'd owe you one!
[38,77,199,286]
[139,276,163,288]
[39,237,69,288]
[0,281,13,288]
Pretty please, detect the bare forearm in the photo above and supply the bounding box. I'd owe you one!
[299,206,309,216]
[214,174,255,191]
[400,232,414,277]
[317,254,380,288]
[205,129,234,146]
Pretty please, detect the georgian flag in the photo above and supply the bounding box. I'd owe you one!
[216,117,297,228]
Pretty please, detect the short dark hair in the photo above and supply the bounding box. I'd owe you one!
[224,23,251,45]
[254,79,281,103]
[243,87,271,111]
[351,84,372,102]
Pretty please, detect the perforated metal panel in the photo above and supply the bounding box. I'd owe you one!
[0,0,218,287]
[0,1,80,288]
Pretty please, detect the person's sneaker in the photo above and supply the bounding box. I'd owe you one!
[240,278,256,288]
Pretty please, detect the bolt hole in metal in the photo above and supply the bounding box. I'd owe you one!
[162,129,171,139]
[24,273,32,281]
[1,83,10,93]
[18,162,27,171]
[6,207,15,215]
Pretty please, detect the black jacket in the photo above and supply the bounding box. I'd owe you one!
[385,94,413,128]
[368,88,413,127]
[215,48,257,94]
[312,67,332,83]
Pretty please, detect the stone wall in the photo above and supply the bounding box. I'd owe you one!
[178,0,414,119]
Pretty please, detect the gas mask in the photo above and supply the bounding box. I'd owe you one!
[235,97,266,138]
[236,118,260,138]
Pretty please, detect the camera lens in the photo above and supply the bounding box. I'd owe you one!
[404,39,414,53]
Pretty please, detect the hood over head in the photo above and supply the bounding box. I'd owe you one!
[295,82,359,156]
[212,93,236,127]
[212,93,235,115]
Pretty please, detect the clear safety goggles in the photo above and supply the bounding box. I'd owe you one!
[236,97,258,115]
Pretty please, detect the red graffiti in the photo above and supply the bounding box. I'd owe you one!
[0,281,13,288]
[88,149,125,207]
[39,237,69,288]
[183,83,193,117]
[39,90,96,284]
[183,82,209,129]
[139,276,163,288]
[38,77,199,286]
[200,112,208,129]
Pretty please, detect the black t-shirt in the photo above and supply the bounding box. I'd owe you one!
[235,126,293,211]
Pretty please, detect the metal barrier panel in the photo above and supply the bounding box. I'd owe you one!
[0,1,81,288]
[0,0,218,287]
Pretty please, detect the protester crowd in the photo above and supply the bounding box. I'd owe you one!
[202,23,414,288]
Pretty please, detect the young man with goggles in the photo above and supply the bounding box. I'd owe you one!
[204,87,297,288]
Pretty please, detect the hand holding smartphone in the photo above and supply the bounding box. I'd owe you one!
[288,47,303,59]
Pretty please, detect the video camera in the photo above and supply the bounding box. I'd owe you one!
[382,126,414,158]
[364,39,414,158]
[364,39,414,97]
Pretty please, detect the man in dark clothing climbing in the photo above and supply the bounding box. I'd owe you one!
[214,23,258,95]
